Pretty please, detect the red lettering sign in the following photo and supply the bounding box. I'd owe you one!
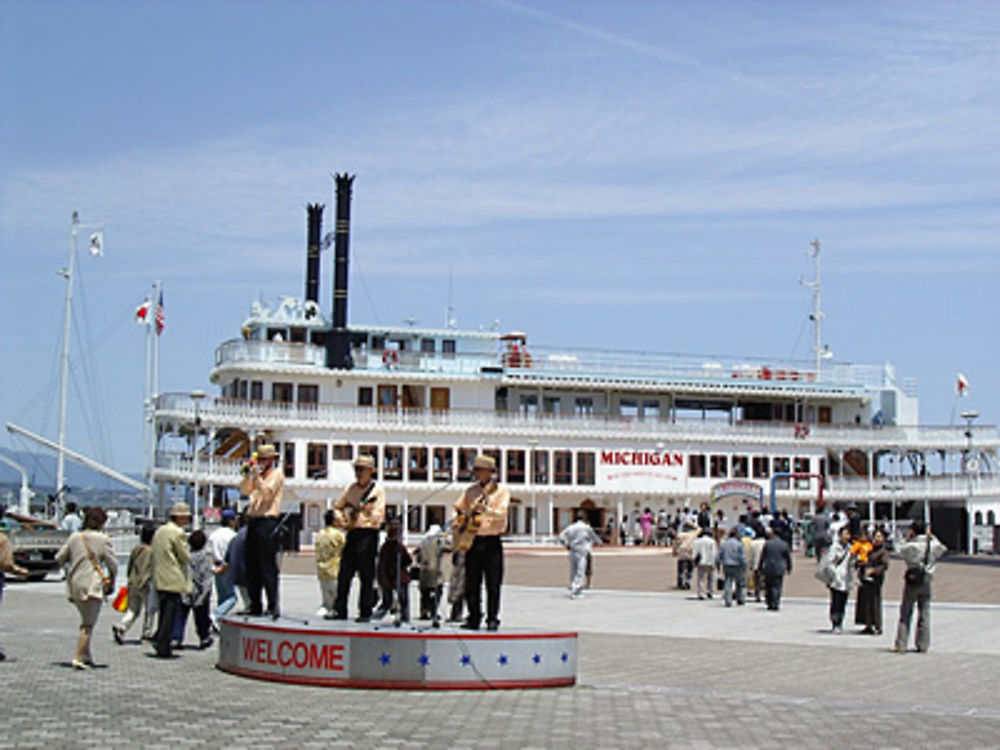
[242,637,345,672]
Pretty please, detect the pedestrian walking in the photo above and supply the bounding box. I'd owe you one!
[112,525,155,645]
[0,519,31,661]
[893,521,946,653]
[855,528,888,635]
[674,522,698,590]
[811,502,831,560]
[54,506,118,670]
[640,508,654,546]
[717,527,747,607]
[558,513,602,598]
[59,502,83,532]
[150,503,192,658]
[171,530,214,650]
[692,528,718,600]
[759,527,793,611]
[314,509,346,618]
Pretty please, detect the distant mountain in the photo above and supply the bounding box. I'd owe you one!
[0,448,142,494]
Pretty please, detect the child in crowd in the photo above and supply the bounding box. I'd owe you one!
[315,509,346,618]
[374,520,411,622]
[172,529,214,649]
[113,525,156,644]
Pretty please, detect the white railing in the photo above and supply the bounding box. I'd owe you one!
[155,393,999,449]
[215,339,326,368]
[825,473,1000,500]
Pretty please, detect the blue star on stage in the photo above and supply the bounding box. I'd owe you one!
[460,654,471,667]
[379,653,391,666]
[561,652,569,663]
[418,653,430,666]
[532,653,542,665]
[498,653,509,666]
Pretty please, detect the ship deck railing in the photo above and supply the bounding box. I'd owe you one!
[212,339,900,391]
[155,392,998,449]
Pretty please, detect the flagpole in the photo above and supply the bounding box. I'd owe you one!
[143,289,153,516]
[152,279,161,516]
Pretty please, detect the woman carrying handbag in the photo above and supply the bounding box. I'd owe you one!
[55,506,117,670]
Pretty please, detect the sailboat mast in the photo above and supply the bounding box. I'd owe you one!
[809,238,822,375]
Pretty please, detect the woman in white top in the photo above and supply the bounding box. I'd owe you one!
[55,506,117,669]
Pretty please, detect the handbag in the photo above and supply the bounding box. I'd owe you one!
[904,535,932,586]
[81,535,114,597]
[112,586,130,612]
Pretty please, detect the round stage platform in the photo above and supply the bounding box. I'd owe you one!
[217,614,577,690]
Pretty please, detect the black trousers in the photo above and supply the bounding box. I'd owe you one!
[830,588,849,627]
[154,591,181,657]
[764,573,784,610]
[246,517,280,615]
[334,528,378,618]
[464,535,504,627]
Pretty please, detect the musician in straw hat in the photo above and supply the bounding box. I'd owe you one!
[332,454,386,622]
[239,443,284,619]
[452,454,510,631]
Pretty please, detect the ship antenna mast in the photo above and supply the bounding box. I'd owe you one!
[801,237,827,376]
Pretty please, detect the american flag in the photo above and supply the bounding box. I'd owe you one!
[155,290,165,335]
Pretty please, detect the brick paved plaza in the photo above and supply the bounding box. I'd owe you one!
[3,553,999,749]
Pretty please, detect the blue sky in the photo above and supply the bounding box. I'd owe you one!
[1,0,997,483]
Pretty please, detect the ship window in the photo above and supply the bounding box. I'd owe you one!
[710,455,728,478]
[794,457,811,489]
[442,339,456,357]
[384,446,403,480]
[506,450,526,484]
[574,397,594,416]
[238,379,248,400]
[433,447,453,481]
[430,387,450,411]
[250,381,263,401]
[689,454,706,478]
[426,505,446,529]
[774,457,791,489]
[752,456,770,479]
[533,450,549,484]
[359,444,379,478]
[407,504,421,533]
[267,327,286,342]
[272,382,294,403]
[408,446,428,481]
[620,399,638,418]
[358,386,373,407]
[371,335,386,350]
[332,444,352,461]
[306,443,327,480]
[974,511,983,525]
[577,452,596,485]
[642,400,660,419]
[289,327,306,343]
[543,396,561,414]
[988,511,996,525]
[421,338,435,353]
[298,384,319,404]
[378,385,397,409]
[520,394,538,414]
[457,448,478,482]
[732,455,748,479]
[554,451,573,485]
[282,441,296,479]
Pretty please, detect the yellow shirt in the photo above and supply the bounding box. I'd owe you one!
[240,466,285,518]
[314,526,346,579]
[452,482,510,537]
[150,521,192,594]
[334,481,386,530]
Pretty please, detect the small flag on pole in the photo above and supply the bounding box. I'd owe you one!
[956,372,970,397]
[135,299,152,324]
[155,290,165,335]
[88,231,104,257]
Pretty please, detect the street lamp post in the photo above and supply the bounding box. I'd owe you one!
[961,410,979,555]
[190,390,206,529]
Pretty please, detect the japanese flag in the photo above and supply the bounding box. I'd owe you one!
[956,372,970,397]
[135,300,151,324]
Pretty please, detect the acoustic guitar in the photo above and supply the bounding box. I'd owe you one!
[453,481,498,552]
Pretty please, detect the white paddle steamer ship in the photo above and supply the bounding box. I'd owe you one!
[151,176,1000,552]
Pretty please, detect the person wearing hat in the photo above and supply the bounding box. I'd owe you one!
[314,509,346,619]
[150,502,192,658]
[332,455,386,622]
[239,443,285,618]
[452,454,510,631]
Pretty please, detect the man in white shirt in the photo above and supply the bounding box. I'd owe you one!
[558,513,601,598]
[209,509,239,627]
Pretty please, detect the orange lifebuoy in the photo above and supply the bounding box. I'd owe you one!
[382,349,399,367]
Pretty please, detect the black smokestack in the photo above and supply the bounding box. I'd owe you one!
[305,203,324,306]
[327,173,355,369]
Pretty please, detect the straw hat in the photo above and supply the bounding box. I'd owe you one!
[256,444,278,459]
[169,502,192,518]
[353,455,376,470]
[473,454,496,471]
